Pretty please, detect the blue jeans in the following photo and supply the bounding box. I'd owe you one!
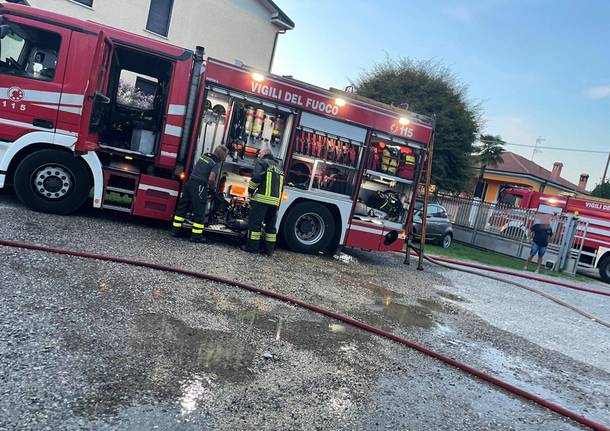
[530,242,547,257]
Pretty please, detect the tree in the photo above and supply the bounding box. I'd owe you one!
[473,134,505,197]
[356,58,482,192]
[591,181,610,199]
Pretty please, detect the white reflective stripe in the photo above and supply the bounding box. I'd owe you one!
[579,216,610,228]
[138,183,179,197]
[22,89,60,103]
[0,88,84,105]
[60,93,84,106]
[160,151,178,158]
[32,103,82,115]
[56,129,78,137]
[0,117,51,131]
[577,225,610,237]
[164,124,182,137]
[350,224,384,236]
[168,104,186,115]
[58,106,83,115]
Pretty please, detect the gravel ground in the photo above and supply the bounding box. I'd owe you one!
[1,194,609,430]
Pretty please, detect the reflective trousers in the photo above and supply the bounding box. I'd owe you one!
[173,179,208,238]
[246,201,278,254]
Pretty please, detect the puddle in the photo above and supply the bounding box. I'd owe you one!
[134,313,254,382]
[436,290,468,302]
[71,313,256,417]
[367,301,436,328]
[236,309,374,355]
[417,298,446,313]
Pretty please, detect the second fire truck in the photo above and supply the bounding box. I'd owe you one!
[498,188,610,282]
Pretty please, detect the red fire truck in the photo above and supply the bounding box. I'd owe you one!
[0,3,434,255]
[498,188,610,282]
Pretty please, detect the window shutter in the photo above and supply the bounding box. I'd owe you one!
[146,0,174,37]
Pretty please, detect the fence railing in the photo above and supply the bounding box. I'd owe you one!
[429,194,588,273]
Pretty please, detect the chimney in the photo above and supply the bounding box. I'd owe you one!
[578,173,589,191]
[551,162,563,179]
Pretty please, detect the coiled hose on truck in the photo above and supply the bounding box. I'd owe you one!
[0,238,608,431]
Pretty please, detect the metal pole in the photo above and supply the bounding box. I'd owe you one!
[417,128,436,271]
[602,152,610,185]
[404,147,427,265]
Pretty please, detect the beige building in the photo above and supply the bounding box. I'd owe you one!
[4,0,294,71]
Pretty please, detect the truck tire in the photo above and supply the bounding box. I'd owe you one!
[599,255,610,284]
[281,201,336,254]
[13,149,91,215]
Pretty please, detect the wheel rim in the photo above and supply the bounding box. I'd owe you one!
[32,164,73,200]
[294,212,325,245]
[443,235,451,248]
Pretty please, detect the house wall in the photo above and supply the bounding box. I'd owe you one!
[24,0,281,70]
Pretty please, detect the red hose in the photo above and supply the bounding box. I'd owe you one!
[1,239,608,431]
[411,252,610,297]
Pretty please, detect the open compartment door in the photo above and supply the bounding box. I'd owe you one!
[75,31,113,153]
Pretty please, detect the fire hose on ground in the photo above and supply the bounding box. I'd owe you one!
[406,249,610,329]
[416,252,610,297]
[0,239,608,430]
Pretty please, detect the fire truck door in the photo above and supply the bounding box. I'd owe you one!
[0,15,71,142]
[75,31,113,153]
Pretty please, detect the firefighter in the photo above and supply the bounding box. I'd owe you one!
[171,145,228,242]
[242,147,284,255]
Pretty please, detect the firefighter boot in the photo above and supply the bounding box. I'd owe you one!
[263,232,277,256]
[243,230,262,253]
[189,223,208,243]
[171,216,187,237]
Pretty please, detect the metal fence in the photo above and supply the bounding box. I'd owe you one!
[429,194,589,273]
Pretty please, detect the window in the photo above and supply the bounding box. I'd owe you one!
[116,70,158,111]
[0,22,61,81]
[146,0,173,37]
[72,0,93,6]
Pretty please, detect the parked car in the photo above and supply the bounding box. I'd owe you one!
[412,203,454,248]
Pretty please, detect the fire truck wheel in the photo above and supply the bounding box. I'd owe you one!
[282,201,335,254]
[599,255,610,283]
[14,149,91,215]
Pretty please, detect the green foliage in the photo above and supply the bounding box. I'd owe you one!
[591,181,610,198]
[356,58,482,192]
[476,134,505,168]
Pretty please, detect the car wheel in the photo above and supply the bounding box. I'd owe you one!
[441,233,452,249]
[13,149,91,215]
[599,255,610,284]
[281,201,336,254]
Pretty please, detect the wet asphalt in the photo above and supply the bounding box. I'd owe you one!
[1,193,609,430]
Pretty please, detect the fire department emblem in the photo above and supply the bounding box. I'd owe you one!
[7,87,25,102]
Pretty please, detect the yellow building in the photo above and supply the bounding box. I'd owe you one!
[479,152,589,202]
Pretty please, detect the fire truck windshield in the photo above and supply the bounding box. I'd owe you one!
[498,191,523,207]
[0,22,59,81]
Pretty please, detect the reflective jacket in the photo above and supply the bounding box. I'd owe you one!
[191,153,220,183]
[248,155,284,206]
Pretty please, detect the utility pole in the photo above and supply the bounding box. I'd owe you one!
[531,137,545,161]
[602,152,610,184]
